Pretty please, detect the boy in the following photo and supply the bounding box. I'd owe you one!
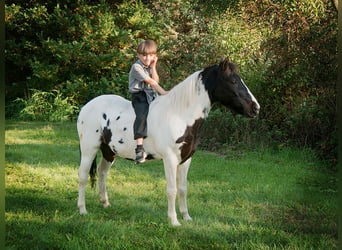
[128,40,168,164]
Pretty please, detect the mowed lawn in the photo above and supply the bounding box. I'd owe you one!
[5,121,337,249]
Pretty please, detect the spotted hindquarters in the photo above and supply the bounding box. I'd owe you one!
[176,118,204,164]
[100,125,116,162]
[89,123,117,188]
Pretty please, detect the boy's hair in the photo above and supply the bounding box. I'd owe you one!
[137,40,157,55]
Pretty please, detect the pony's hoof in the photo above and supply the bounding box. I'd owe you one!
[78,204,87,215]
[79,209,87,215]
[100,199,111,208]
[183,214,192,221]
[102,202,111,208]
[169,217,181,226]
[172,221,181,226]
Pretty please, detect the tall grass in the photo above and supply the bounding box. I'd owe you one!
[5,121,337,249]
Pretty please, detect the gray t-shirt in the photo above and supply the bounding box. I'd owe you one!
[128,59,157,103]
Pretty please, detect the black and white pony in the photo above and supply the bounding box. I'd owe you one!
[77,58,260,226]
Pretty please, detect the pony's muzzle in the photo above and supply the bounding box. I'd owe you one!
[252,101,260,115]
[248,101,260,118]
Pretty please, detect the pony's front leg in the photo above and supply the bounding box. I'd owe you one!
[98,157,113,208]
[163,156,181,226]
[177,158,192,221]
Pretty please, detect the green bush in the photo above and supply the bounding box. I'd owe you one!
[282,94,337,166]
[5,1,159,110]
[15,90,79,121]
[200,109,276,153]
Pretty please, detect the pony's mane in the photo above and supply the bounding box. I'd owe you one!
[153,61,238,118]
[150,69,210,123]
[167,71,202,106]
[156,70,210,117]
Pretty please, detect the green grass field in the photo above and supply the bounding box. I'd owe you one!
[5,121,337,249]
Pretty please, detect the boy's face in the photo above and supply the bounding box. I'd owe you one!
[138,53,156,67]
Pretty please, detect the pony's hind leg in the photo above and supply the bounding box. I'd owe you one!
[98,156,113,208]
[177,158,192,221]
[78,149,97,215]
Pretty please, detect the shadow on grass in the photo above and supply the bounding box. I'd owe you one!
[6,143,79,167]
[6,187,76,214]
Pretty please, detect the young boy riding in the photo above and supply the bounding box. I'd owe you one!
[128,40,168,164]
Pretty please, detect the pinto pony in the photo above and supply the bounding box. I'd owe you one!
[77,58,260,226]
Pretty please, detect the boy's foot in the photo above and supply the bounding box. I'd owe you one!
[135,145,146,164]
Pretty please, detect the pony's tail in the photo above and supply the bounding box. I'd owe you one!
[89,156,97,189]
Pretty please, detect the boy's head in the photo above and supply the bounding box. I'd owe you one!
[137,40,157,56]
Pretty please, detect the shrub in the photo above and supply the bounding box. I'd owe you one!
[200,108,276,153]
[5,1,158,110]
[16,90,79,121]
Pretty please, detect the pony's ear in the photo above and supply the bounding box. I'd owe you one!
[219,56,228,63]
[219,57,230,71]
[219,57,236,75]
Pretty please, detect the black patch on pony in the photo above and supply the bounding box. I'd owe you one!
[100,143,116,162]
[103,113,107,120]
[89,157,97,188]
[101,127,112,144]
[100,127,116,162]
[89,127,116,188]
[200,58,238,103]
[176,118,204,164]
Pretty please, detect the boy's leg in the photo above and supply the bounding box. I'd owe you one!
[136,137,144,145]
[132,92,149,163]
[132,92,149,140]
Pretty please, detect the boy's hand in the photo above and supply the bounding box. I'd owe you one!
[151,55,158,68]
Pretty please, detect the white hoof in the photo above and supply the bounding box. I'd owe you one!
[182,214,192,221]
[172,221,182,226]
[79,208,87,215]
[101,200,111,208]
[169,217,181,226]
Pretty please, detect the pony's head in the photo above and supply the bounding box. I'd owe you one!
[201,58,260,118]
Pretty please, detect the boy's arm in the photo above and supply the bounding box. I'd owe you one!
[147,55,168,95]
[144,77,168,95]
[150,56,160,83]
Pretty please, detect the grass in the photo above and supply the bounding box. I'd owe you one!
[5,121,337,249]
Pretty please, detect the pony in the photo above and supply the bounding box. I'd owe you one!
[77,58,260,226]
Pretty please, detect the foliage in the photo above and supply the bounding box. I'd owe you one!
[15,90,79,121]
[5,1,157,106]
[200,109,274,152]
[5,0,337,164]
[237,0,337,164]
[240,0,337,119]
[5,121,337,249]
